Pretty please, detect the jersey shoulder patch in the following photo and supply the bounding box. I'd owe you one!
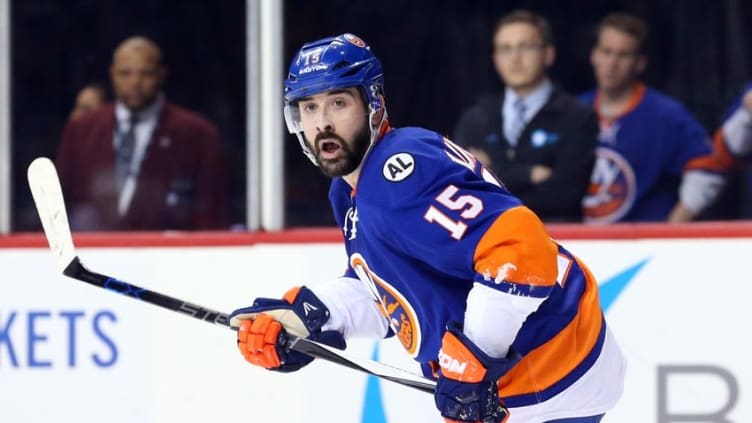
[382,152,415,182]
[361,127,472,207]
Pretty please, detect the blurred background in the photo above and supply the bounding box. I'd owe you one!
[5,0,752,232]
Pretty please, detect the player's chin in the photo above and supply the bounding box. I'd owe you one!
[318,157,357,177]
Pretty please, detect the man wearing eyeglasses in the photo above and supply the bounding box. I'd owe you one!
[453,9,598,222]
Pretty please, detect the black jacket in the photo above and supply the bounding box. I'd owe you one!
[453,88,598,222]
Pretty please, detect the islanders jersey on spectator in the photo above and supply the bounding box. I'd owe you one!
[712,81,752,167]
[327,126,624,416]
[579,84,715,223]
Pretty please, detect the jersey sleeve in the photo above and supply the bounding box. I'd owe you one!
[721,107,752,158]
[658,102,725,213]
[718,83,752,162]
[311,276,390,340]
[463,205,559,357]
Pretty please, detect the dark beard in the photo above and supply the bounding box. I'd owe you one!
[314,124,371,177]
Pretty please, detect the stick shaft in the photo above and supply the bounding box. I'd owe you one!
[63,256,436,393]
[64,256,231,326]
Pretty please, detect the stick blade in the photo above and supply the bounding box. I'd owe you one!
[27,157,76,273]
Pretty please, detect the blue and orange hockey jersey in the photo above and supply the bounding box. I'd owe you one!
[579,84,717,223]
[324,126,625,418]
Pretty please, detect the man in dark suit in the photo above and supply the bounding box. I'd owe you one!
[56,36,229,230]
[453,10,598,222]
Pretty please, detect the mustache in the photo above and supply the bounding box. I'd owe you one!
[314,132,346,152]
[315,131,344,143]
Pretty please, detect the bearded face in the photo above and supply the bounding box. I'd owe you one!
[310,122,370,177]
[298,87,372,177]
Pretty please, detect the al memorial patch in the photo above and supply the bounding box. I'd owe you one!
[382,153,415,182]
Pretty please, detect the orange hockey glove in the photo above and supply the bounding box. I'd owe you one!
[230,286,346,372]
[435,322,520,423]
[236,315,284,369]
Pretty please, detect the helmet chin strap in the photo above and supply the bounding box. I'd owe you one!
[355,103,389,169]
[367,104,388,146]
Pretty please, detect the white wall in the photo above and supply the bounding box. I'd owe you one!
[0,239,748,423]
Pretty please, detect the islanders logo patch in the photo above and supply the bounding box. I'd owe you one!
[583,147,636,224]
[350,254,421,357]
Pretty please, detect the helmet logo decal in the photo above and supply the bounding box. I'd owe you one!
[299,63,328,75]
[383,153,415,182]
[299,48,326,74]
[344,33,367,48]
[300,48,322,65]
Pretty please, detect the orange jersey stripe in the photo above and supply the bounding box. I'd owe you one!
[594,82,646,127]
[473,206,558,288]
[684,129,738,173]
[498,259,604,397]
[707,128,742,171]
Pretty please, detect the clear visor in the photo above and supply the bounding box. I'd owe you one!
[283,104,302,135]
[283,103,317,165]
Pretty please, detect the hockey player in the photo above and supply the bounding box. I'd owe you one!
[229,33,626,423]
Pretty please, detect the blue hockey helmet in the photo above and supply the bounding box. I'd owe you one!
[284,33,387,165]
[285,33,384,107]
[284,33,385,132]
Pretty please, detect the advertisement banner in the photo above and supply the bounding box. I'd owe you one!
[0,238,749,422]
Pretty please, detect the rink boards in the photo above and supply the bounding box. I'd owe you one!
[0,229,749,423]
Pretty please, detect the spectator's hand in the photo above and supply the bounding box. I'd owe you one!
[530,165,553,184]
[743,90,752,113]
[468,147,493,169]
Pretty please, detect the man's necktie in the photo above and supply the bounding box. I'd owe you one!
[116,115,137,192]
[507,99,527,146]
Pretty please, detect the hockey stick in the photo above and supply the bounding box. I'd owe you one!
[27,157,436,394]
